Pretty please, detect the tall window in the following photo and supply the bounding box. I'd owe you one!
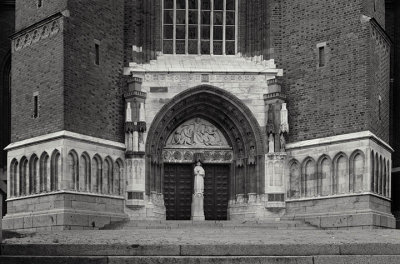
[163,0,237,55]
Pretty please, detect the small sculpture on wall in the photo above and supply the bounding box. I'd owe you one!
[280,132,286,152]
[192,160,205,221]
[268,133,275,153]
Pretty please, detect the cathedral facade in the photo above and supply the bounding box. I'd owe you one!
[0,0,399,230]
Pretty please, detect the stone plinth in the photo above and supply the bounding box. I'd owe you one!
[191,194,205,221]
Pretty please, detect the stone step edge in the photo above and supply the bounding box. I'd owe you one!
[2,243,400,256]
[1,255,400,264]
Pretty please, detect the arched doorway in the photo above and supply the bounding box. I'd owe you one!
[145,85,265,220]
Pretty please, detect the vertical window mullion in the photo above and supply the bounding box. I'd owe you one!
[198,0,201,54]
[173,0,177,54]
[185,0,189,54]
[235,0,238,54]
[210,0,214,54]
[223,0,226,55]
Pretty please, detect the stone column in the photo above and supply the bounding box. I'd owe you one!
[124,76,147,210]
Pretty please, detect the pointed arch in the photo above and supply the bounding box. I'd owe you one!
[50,150,61,191]
[40,152,50,192]
[104,156,113,194]
[29,154,39,194]
[92,154,102,193]
[288,159,300,199]
[9,158,18,197]
[80,152,91,192]
[115,158,124,195]
[349,150,365,193]
[333,152,349,194]
[19,156,28,196]
[386,159,390,197]
[145,85,265,197]
[374,152,379,193]
[378,155,383,195]
[382,158,387,197]
[301,157,316,197]
[67,150,79,191]
[317,155,332,196]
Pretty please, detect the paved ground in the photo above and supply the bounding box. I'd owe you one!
[3,228,400,246]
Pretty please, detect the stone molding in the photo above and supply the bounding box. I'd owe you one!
[6,190,125,202]
[11,13,63,52]
[286,131,393,152]
[163,149,233,164]
[285,191,391,203]
[5,131,126,151]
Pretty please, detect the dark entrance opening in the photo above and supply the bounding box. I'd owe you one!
[164,163,230,220]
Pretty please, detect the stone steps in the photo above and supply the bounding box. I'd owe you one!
[102,219,318,230]
[2,243,400,264]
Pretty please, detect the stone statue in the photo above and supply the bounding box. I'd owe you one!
[193,161,205,194]
[191,161,205,221]
[268,133,275,153]
[280,133,286,152]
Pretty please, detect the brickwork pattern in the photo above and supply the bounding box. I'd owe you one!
[279,0,375,143]
[63,0,125,143]
[11,25,64,142]
[15,0,67,31]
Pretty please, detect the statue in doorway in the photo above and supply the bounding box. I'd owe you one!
[192,160,205,221]
[194,161,205,195]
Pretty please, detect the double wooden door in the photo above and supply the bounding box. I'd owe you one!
[164,164,229,220]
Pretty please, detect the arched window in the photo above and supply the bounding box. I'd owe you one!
[29,154,39,194]
[350,151,365,193]
[40,152,49,192]
[115,159,124,195]
[19,157,28,196]
[80,152,91,192]
[386,160,390,197]
[104,157,113,194]
[319,156,332,196]
[288,160,300,198]
[374,153,379,193]
[50,150,60,191]
[382,159,387,196]
[378,156,382,195]
[303,159,316,197]
[10,159,18,197]
[334,154,348,194]
[92,155,102,193]
[67,150,79,191]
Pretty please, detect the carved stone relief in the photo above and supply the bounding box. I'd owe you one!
[166,118,229,148]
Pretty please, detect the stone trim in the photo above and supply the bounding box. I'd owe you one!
[5,131,125,151]
[285,191,391,203]
[6,190,125,202]
[286,131,393,152]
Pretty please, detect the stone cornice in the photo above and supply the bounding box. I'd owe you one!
[286,131,393,153]
[5,131,125,151]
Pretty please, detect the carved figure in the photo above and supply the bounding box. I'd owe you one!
[268,133,275,153]
[280,133,286,152]
[194,161,205,194]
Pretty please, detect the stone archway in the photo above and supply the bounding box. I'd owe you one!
[145,85,265,218]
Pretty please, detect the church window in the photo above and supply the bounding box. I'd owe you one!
[318,46,325,67]
[163,0,237,55]
[378,95,382,120]
[37,0,43,8]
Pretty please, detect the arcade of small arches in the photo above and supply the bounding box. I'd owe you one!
[288,150,390,200]
[8,149,124,198]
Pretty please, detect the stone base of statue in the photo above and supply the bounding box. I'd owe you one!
[191,193,205,221]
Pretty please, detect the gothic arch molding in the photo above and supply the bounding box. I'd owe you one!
[145,85,266,197]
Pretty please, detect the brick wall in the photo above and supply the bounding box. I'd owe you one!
[362,0,386,28]
[278,0,374,143]
[0,4,14,168]
[366,22,391,143]
[15,0,67,31]
[11,18,64,142]
[63,0,125,143]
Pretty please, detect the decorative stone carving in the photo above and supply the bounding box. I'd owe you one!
[166,118,229,148]
[268,134,275,153]
[14,18,62,52]
[280,103,289,134]
[162,149,233,163]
